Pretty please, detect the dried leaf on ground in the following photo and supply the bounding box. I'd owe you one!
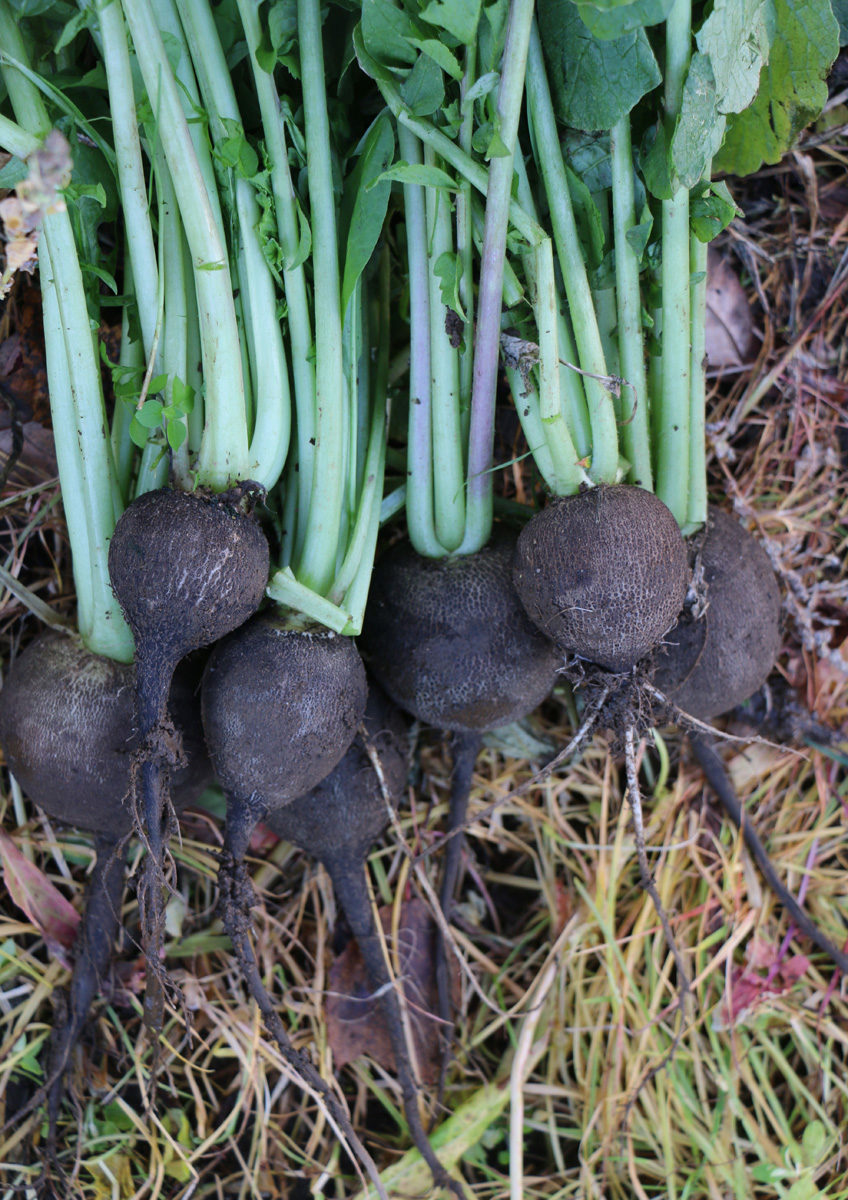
[326,897,457,1084]
[0,828,79,965]
[706,247,755,366]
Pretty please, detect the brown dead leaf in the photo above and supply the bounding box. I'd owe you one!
[715,936,811,1029]
[705,248,755,367]
[0,828,80,966]
[326,897,458,1085]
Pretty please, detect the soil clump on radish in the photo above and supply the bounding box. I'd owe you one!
[513,485,689,673]
[651,507,781,720]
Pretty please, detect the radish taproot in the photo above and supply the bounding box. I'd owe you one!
[265,688,464,1197]
[360,529,561,1072]
[200,612,393,1196]
[107,484,269,1032]
[0,630,210,1128]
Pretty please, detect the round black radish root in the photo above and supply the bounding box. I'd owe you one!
[108,486,270,733]
[0,630,211,1133]
[359,528,561,733]
[360,529,560,1097]
[513,484,689,673]
[264,685,408,869]
[108,485,269,1035]
[265,690,461,1197]
[0,630,210,836]
[652,507,781,721]
[202,611,369,858]
[201,613,391,1194]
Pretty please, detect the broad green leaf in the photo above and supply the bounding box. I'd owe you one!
[408,36,463,80]
[833,0,848,43]
[671,53,726,188]
[574,0,674,39]
[0,157,27,188]
[340,114,395,316]
[689,180,739,242]
[538,0,661,132]
[714,0,839,176]
[461,70,500,112]
[434,250,466,320]
[136,399,164,428]
[268,0,297,50]
[170,377,195,416]
[696,0,770,114]
[400,52,444,115]
[166,420,188,452]
[562,130,612,192]
[625,213,653,258]
[640,120,674,199]
[565,165,606,267]
[361,0,420,66]
[129,416,151,449]
[54,7,91,53]
[418,0,482,44]
[369,162,459,189]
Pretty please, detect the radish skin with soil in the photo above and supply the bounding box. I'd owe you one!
[0,632,211,1131]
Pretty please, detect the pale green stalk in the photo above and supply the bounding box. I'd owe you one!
[111,275,142,502]
[293,0,345,593]
[120,0,249,487]
[505,368,558,489]
[513,146,592,459]
[399,125,443,558]
[655,0,692,525]
[687,232,708,531]
[525,22,618,485]
[535,238,584,493]
[425,158,465,552]
[96,0,159,361]
[0,3,132,659]
[609,114,652,490]
[235,0,316,530]
[0,112,37,158]
[459,0,535,555]
[177,0,290,490]
[456,44,477,443]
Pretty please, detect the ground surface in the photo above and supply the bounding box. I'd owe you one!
[1,68,847,1200]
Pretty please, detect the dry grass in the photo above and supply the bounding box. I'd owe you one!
[1,100,847,1200]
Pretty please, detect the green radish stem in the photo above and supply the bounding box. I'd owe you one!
[399,125,443,558]
[609,115,652,491]
[687,230,708,531]
[525,22,619,487]
[0,13,132,662]
[459,0,534,556]
[425,152,465,553]
[293,0,345,593]
[120,0,249,488]
[654,0,692,525]
[176,0,290,489]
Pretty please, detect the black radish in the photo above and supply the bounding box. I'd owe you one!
[200,612,391,1196]
[513,484,689,673]
[265,688,463,1196]
[652,507,781,721]
[0,630,210,1131]
[107,485,269,1032]
[360,528,561,1081]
